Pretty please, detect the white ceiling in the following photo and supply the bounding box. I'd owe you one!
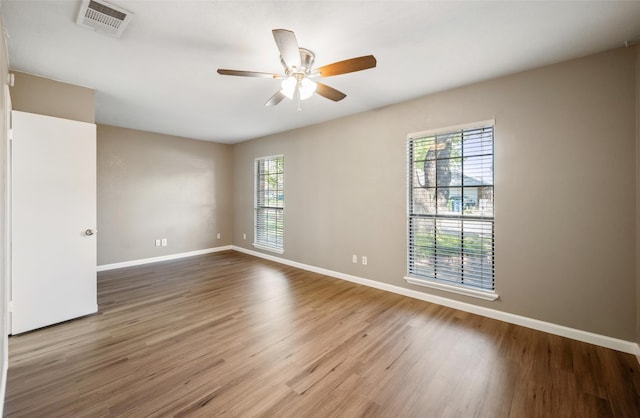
[2,1,640,144]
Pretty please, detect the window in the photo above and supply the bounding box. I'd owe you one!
[254,155,284,253]
[406,122,495,298]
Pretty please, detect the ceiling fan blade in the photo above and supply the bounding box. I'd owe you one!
[217,69,281,79]
[315,82,347,102]
[272,29,301,69]
[316,55,377,77]
[265,90,286,106]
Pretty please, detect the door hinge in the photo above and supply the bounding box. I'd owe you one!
[8,128,13,141]
[8,300,13,313]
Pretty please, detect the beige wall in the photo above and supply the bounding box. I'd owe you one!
[7,72,233,267]
[10,71,94,123]
[0,15,9,409]
[637,44,640,347]
[97,125,233,265]
[234,47,637,341]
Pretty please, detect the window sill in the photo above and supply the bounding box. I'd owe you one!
[404,276,499,301]
[252,243,284,254]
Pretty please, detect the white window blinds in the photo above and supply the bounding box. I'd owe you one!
[408,124,494,292]
[255,155,284,252]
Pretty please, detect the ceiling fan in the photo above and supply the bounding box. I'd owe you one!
[217,29,377,110]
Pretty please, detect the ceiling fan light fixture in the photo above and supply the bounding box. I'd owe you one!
[281,75,317,101]
[281,76,296,99]
[299,77,317,100]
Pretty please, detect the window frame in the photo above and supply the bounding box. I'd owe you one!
[253,154,284,254]
[404,120,498,301]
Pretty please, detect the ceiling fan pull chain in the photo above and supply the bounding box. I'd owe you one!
[296,84,302,112]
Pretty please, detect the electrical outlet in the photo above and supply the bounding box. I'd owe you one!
[243,233,247,240]
[155,239,161,247]
[161,238,167,247]
[352,254,357,263]
[362,256,368,265]
[216,233,221,239]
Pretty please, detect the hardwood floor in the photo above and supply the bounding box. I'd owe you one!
[4,250,640,417]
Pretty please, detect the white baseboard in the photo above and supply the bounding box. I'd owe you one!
[232,246,639,356]
[97,246,233,272]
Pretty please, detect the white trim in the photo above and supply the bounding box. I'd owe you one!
[1,59,10,418]
[232,246,638,355]
[252,243,284,254]
[404,276,499,301]
[254,153,284,162]
[96,246,233,272]
[406,121,496,297]
[407,119,495,139]
[635,343,640,366]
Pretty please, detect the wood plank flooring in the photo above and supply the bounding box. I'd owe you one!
[4,250,640,417]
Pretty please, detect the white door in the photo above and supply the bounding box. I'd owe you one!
[11,111,97,334]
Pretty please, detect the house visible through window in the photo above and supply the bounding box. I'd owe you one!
[407,122,495,294]
[254,155,284,253]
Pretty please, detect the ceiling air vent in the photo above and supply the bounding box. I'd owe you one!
[76,0,134,38]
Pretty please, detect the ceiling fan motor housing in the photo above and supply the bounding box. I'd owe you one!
[298,48,315,73]
[283,48,315,75]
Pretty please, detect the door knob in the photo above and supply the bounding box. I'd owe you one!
[85,229,96,236]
